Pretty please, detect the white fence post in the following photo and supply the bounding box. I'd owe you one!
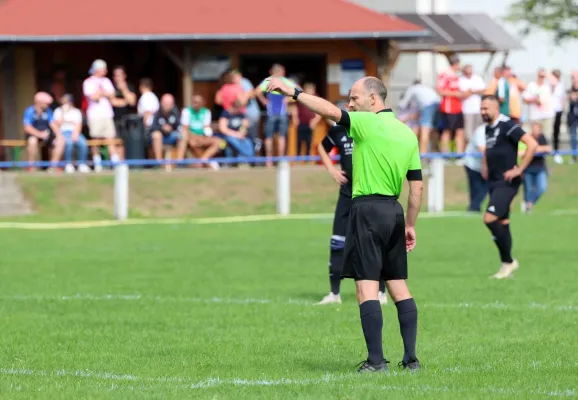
[427,158,445,213]
[114,163,129,220]
[276,159,290,215]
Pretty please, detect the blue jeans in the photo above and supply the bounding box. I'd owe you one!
[465,166,488,212]
[420,103,439,128]
[222,135,255,157]
[523,167,548,204]
[264,115,288,138]
[63,131,88,163]
[570,121,577,159]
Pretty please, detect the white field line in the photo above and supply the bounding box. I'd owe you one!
[0,367,575,397]
[0,211,480,230]
[1,293,577,312]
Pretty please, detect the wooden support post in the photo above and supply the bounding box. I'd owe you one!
[182,45,193,108]
[378,40,401,89]
[483,51,496,75]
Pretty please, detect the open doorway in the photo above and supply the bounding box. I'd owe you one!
[239,54,327,97]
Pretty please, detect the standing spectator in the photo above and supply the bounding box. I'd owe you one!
[292,82,321,156]
[137,78,159,130]
[82,59,120,172]
[521,123,552,213]
[180,94,222,169]
[463,124,488,212]
[459,64,486,142]
[503,66,525,123]
[23,92,65,171]
[257,64,295,167]
[399,79,440,154]
[53,94,89,173]
[436,55,466,156]
[523,68,555,143]
[237,71,262,148]
[215,69,244,112]
[568,71,578,164]
[111,66,137,133]
[149,94,187,163]
[550,69,565,164]
[217,99,255,158]
[486,66,510,116]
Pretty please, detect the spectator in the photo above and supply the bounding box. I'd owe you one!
[463,124,488,212]
[503,66,525,123]
[399,79,440,154]
[436,55,466,156]
[217,99,255,158]
[568,70,578,164]
[236,70,261,146]
[521,123,552,213]
[215,69,244,112]
[550,69,565,164]
[111,66,137,129]
[397,92,420,135]
[486,66,510,116]
[53,94,89,173]
[257,64,295,167]
[292,82,321,156]
[180,94,222,170]
[523,68,555,142]
[137,78,160,129]
[82,59,120,172]
[149,94,187,163]
[459,64,486,142]
[23,92,65,171]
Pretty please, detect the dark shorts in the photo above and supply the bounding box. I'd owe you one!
[342,195,407,281]
[332,191,352,238]
[25,131,56,147]
[441,112,464,133]
[486,180,521,219]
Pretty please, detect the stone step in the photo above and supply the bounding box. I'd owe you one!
[0,172,34,216]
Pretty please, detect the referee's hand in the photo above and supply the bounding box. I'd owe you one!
[405,226,416,253]
[265,78,293,96]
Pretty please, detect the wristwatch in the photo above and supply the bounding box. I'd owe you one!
[292,87,303,101]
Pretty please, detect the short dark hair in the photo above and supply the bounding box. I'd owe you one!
[363,77,387,103]
[481,94,499,103]
[139,78,153,89]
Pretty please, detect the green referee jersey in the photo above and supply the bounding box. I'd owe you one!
[341,109,422,198]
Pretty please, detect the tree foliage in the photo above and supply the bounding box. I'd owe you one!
[506,0,578,42]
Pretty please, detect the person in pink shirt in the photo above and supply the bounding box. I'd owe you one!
[215,69,245,112]
[82,59,120,171]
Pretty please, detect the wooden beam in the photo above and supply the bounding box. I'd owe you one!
[501,51,510,66]
[483,51,496,75]
[160,44,185,72]
[182,45,193,108]
[379,40,401,88]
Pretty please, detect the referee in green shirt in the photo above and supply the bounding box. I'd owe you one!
[266,77,423,373]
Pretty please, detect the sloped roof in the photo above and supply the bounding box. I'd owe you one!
[0,0,429,42]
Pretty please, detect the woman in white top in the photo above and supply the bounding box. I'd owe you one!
[53,94,90,173]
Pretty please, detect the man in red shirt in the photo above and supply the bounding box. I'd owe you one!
[436,55,468,155]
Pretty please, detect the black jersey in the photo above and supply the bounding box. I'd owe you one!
[485,114,525,184]
[321,124,353,196]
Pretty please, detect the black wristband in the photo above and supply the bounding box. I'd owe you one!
[292,87,302,101]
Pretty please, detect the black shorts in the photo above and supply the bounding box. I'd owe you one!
[486,180,521,219]
[25,131,56,147]
[441,112,464,133]
[332,191,352,238]
[342,195,407,281]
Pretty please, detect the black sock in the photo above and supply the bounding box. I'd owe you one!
[379,280,386,293]
[329,249,343,295]
[359,300,384,365]
[395,298,418,363]
[485,221,514,263]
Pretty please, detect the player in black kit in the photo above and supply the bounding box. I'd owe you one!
[316,104,387,305]
[480,95,538,279]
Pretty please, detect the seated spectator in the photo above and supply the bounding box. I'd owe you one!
[180,94,222,170]
[521,123,552,213]
[217,99,255,158]
[150,94,187,163]
[23,92,65,171]
[53,94,90,173]
[292,82,321,156]
[137,78,160,130]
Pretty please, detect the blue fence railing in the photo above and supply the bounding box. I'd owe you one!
[0,151,576,169]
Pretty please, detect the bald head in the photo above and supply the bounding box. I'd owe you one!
[348,77,387,112]
[160,94,175,112]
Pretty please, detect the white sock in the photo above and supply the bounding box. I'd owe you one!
[93,154,102,165]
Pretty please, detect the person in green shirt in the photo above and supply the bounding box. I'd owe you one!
[266,76,423,374]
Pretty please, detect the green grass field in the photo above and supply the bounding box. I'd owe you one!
[0,165,577,398]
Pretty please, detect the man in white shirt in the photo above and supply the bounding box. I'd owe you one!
[459,65,486,142]
[550,69,566,164]
[399,79,440,154]
[83,59,120,171]
[463,124,488,212]
[137,78,160,129]
[53,94,90,173]
[523,68,555,142]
